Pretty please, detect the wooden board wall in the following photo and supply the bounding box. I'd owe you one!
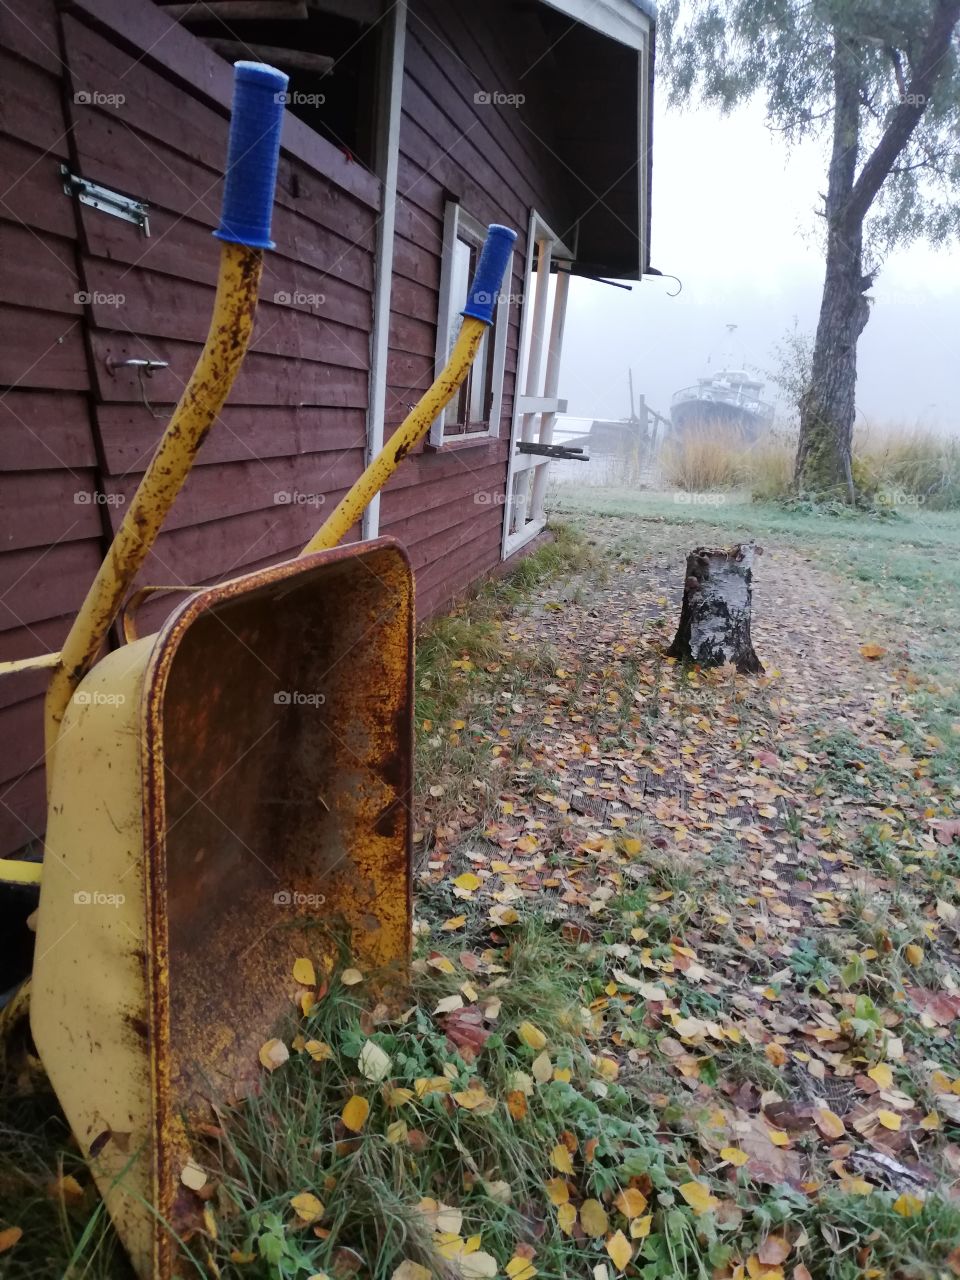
[380,0,574,619]
[0,0,576,858]
[0,0,380,857]
[0,1,101,853]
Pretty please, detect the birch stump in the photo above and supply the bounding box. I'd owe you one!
[667,542,764,674]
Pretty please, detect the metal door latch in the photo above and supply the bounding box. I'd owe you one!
[61,165,150,235]
[105,357,169,375]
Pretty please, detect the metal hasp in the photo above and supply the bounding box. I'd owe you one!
[61,164,150,235]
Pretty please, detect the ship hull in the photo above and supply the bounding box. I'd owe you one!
[670,397,770,442]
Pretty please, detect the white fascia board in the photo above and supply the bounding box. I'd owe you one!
[537,0,652,50]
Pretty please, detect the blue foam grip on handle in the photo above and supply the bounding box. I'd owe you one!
[214,62,289,250]
[461,224,518,323]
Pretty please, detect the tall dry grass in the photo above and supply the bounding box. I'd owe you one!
[660,427,747,491]
[854,425,960,508]
[660,423,960,508]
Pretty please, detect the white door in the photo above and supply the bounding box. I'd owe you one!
[501,211,574,558]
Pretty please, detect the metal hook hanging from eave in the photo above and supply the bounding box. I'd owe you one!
[644,267,683,297]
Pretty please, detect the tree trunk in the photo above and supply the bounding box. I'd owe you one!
[795,228,871,500]
[794,1,960,499]
[795,33,864,502]
[667,543,763,674]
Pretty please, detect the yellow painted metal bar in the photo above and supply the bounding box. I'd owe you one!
[302,316,487,554]
[43,241,263,774]
[0,858,42,885]
[0,653,61,677]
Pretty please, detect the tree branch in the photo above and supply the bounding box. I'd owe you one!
[845,0,960,228]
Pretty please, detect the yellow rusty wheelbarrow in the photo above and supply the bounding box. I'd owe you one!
[0,61,516,1278]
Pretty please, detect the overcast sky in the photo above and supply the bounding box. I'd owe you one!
[559,99,960,432]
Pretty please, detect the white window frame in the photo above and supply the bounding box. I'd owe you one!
[430,201,512,446]
[501,210,574,559]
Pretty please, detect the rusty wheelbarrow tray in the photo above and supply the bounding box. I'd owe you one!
[0,58,516,1279]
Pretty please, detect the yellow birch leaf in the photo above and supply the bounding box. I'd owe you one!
[606,1230,633,1272]
[443,916,467,931]
[679,1181,719,1214]
[557,1202,577,1235]
[392,1264,433,1280]
[614,1187,648,1218]
[518,1021,547,1051]
[630,1215,653,1239]
[258,1038,289,1071]
[877,1110,901,1130]
[550,1144,574,1174]
[386,1120,407,1144]
[867,1063,893,1089]
[892,1193,924,1217]
[720,1147,749,1167]
[290,1192,324,1223]
[532,1051,553,1083]
[453,1087,488,1110]
[506,1257,536,1280]
[304,1039,332,1062]
[920,1111,941,1130]
[581,1199,609,1237]
[292,957,316,987]
[545,1178,570,1205]
[453,872,481,892]
[341,968,363,986]
[341,1095,369,1132]
[767,1130,790,1147]
[460,1253,498,1279]
[48,1174,84,1203]
[904,944,924,966]
[415,1075,451,1098]
[845,1177,873,1195]
[814,1108,846,1140]
[0,1228,23,1254]
[382,1084,414,1107]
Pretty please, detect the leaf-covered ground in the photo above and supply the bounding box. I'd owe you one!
[3,508,960,1280]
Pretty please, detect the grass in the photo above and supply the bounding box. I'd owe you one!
[413,522,600,829]
[5,496,960,1279]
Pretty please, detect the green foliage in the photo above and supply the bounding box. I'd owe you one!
[660,0,960,253]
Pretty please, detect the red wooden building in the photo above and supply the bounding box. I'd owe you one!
[0,0,655,860]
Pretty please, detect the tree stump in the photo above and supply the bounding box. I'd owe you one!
[667,543,764,674]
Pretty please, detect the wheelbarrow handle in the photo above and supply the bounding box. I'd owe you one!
[214,61,288,250]
[302,223,517,554]
[42,62,288,770]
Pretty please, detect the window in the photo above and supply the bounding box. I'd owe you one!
[430,202,512,445]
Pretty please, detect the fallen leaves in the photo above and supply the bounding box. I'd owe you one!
[517,1021,547,1051]
[605,1230,632,1271]
[678,1180,719,1215]
[258,1038,289,1071]
[0,1227,23,1254]
[341,1095,370,1133]
[290,1191,324,1223]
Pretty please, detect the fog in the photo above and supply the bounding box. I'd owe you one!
[560,99,960,432]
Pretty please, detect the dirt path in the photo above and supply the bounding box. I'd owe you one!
[418,513,960,1209]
